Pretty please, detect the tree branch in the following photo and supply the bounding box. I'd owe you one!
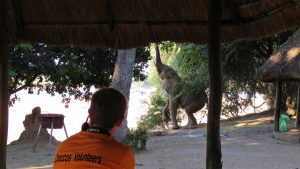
[9,75,38,94]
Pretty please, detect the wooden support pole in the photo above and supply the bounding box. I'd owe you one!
[274,80,282,132]
[0,0,9,168]
[296,81,300,128]
[206,0,222,168]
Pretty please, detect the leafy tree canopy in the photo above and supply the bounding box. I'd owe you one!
[172,43,208,93]
[221,29,295,116]
[9,43,150,106]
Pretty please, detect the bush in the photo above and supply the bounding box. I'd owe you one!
[138,92,167,129]
[125,92,168,152]
[125,127,149,152]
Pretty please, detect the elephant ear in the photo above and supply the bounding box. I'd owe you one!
[161,78,181,96]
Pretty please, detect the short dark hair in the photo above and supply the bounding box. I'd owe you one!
[89,88,127,129]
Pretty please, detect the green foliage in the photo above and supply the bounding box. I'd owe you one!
[221,29,295,116]
[133,47,151,81]
[8,43,151,106]
[160,41,177,53]
[173,44,208,93]
[125,127,149,152]
[16,43,33,51]
[138,91,167,129]
[9,43,57,105]
[222,80,245,117]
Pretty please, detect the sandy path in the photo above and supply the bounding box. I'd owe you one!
[135,129,300,169]
[7,140,58,169]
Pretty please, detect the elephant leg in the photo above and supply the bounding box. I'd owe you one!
[162,100,170,122]
[169,99,180,129]
[186,112,197,128]
[184,101,205,128]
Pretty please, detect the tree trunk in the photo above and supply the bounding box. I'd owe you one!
[206,0,222,168]
[111,49,136,142]
[0,0,9,168]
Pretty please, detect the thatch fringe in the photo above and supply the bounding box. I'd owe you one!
[6,0,300,48]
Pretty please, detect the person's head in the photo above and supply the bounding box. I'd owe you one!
[88,88,127,130]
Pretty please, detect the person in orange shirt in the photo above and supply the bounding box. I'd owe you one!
[53,88,135,169]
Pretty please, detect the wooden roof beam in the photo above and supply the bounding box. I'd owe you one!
[12,0,24,39]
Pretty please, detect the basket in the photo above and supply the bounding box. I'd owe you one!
[41,114,65,129]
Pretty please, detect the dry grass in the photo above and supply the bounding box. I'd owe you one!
[6,0,300,48]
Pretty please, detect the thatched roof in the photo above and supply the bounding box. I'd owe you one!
[6,0,300,48]
[256,29,300,82]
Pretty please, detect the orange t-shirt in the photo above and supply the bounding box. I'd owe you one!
[53,131,135,169]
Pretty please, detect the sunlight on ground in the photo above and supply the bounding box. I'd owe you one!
[234,116,272,128]
[234,120,264,127]
[245,142,260,146]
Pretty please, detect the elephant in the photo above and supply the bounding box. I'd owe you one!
[154,44,208,129]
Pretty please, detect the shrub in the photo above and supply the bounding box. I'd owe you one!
[138,92,167,129]
[125,127,149,152]
[125,91,168,152]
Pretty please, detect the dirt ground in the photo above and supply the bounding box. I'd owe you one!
[7,111,300,169]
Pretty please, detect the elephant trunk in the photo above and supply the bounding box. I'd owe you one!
[154,44,163,74]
